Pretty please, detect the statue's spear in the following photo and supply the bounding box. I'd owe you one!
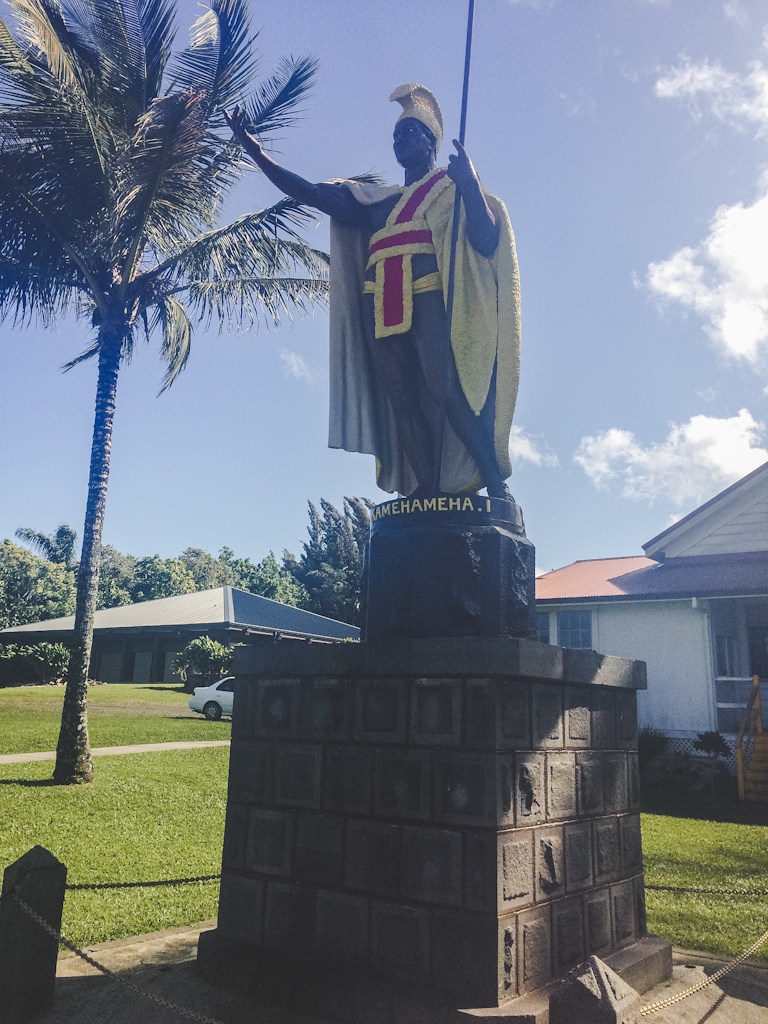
[433,0,476,493]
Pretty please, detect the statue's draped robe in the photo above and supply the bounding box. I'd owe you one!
[328,173,521,495]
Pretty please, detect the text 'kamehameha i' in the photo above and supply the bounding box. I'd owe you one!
[371,496,494,522]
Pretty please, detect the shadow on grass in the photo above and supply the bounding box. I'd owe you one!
[0,777,58,787]
[140,685,188,694]
[163,715,231,723]
[642,779,768,826]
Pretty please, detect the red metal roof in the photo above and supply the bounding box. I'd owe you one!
[535,556,659,600]
[536,552,768,602]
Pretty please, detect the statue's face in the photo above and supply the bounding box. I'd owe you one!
[393,118,435,169]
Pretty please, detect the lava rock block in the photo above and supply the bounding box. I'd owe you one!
[549,955,641,1024]
[363,495,535,640]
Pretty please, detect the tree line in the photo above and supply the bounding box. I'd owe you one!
[1,497,373,633]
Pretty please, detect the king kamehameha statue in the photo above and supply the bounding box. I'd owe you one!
[227,84,520,501]
[202,86,658,1019]
[228,84,532,639]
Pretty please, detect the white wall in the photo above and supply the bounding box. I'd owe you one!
[539,600,715,736]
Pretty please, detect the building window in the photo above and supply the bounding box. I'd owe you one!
[714,676,755,734]
[557,610,592,650]
[715,635,737,678]
[535,612,551,644]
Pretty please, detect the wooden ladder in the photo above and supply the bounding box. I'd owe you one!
[736,675,768,802]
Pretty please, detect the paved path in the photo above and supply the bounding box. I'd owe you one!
[0,739,231,764]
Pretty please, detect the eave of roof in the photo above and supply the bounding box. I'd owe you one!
[643,459,768,558]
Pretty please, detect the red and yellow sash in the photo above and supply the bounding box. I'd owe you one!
[365,170,449,338]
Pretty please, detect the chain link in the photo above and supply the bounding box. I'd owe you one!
[66,875,220,891]
[646,883,768,897]
[5,875,767,1020]
[6,889,227,1024]
[640,925,768,1015]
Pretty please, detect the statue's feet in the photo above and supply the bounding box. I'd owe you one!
[486,480,516,503]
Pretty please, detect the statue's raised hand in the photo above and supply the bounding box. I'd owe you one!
[225,105,263,160]
[446,138,499,258]
[446,139,480,195]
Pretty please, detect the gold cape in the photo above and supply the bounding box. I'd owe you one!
[328,173,521,495]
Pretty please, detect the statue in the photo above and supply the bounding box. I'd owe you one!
[227,84,520,500]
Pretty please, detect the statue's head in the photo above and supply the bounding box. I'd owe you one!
[393,117,437,169]
[390,84,443,170]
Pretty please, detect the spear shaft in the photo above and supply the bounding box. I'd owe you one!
[432,0,475,493]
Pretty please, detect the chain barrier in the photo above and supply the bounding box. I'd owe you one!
[5,873,767,1019]
[5,888,227,1024]
[66,875,220,891]
[646,883,768,897]
[640,924,768,1016]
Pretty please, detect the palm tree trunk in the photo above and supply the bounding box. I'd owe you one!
[53,331,122,785]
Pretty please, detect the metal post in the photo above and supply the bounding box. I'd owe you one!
[0,846,67,1023]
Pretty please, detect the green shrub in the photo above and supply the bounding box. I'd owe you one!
[638,726,668,771]
[0,641,70,686]
[171,636,238,689]
[693,731,731,758]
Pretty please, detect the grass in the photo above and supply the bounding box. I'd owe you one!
[642,802,768,961]
[1,690,766,962]
[0,749,228,947]
[0,683,230,754]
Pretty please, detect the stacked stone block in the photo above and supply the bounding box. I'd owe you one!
[213,640,646,1008]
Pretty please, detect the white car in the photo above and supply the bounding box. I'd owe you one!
[188,677,236,721]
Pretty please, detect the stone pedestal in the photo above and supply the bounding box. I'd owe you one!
[197,639,670,1013]
[363,496,535,640]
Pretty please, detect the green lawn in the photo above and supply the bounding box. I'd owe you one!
[642,811,768,961]
[0,683,230,754]
[1,719,767,961]
[0,749,228,946]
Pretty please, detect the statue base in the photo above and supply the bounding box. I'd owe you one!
[363,495,536,640]
[197,638,671,1013]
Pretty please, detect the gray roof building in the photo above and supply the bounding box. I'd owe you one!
[1,586,359,683]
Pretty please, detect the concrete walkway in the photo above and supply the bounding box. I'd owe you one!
[40,922,768,1024]
[0,739,230,764]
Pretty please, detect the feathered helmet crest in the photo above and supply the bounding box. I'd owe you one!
[390,83,443,152]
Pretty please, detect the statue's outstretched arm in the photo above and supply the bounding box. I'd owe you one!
[225,106,364,224]
[447,140,500,258]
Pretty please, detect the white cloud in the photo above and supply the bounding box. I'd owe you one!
[508,425,559,468]
[645,184,768,365]
[723,1,749,26]
[280,349,312,382]
[574,409,768,506]
[655,56,768,134]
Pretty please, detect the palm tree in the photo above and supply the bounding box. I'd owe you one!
[15,524,78,568]
[0,0,329,784]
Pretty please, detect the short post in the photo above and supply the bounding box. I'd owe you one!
[0,846,67,1023]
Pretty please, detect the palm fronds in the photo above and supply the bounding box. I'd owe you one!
[169,0,255,115]
[243,55,318,137]
[185,275,329,332]
[0,0,327,384]
[145,197,327,284]
[155,292,191,389]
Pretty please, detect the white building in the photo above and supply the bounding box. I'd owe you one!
[535,462,768,740]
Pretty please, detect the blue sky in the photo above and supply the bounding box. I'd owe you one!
[2,0,768,572]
